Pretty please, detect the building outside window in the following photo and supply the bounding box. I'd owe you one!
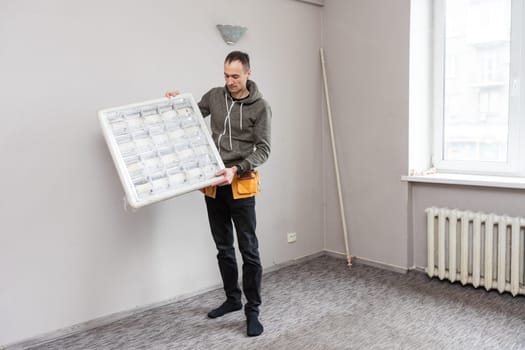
[433,0,525,176]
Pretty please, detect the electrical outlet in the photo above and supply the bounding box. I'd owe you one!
[287,232,297,243]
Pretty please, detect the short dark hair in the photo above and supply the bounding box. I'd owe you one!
[225,51,250,72]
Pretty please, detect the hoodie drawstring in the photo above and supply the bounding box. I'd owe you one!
[218,93,236,155]
[240,103,244,131]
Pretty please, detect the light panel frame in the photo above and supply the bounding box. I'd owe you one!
[98,94,224,209]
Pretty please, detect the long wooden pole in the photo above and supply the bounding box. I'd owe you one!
[320,48,352,268]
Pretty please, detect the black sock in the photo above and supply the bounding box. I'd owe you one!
[246,313,264,337]
[207,301,242,319]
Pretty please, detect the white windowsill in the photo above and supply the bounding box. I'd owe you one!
[401,173,525,190]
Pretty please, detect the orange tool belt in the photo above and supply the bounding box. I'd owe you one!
[201,170,260,199]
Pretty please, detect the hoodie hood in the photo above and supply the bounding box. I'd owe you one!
[222,80,262,105]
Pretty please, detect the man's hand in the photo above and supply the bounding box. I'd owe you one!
[212,167,238,186]
[165,90,180,98]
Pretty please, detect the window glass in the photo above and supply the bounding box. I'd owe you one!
[442,0,511,162]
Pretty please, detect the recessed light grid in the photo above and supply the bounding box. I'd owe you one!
[98,94,225,209]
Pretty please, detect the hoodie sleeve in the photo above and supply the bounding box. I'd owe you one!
[197,89,212,117]
[240,101,272,171]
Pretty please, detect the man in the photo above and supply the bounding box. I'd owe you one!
[165,51,271,337]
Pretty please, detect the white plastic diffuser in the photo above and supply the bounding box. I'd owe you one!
[216,24,247,45]
[98,93,225,209]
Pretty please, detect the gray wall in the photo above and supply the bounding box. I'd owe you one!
[0,0,324,345]
[321,0,411,268]
[405,0,525,269]
[320,0,525,274]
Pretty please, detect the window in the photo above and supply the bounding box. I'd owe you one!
[433,0,525,176]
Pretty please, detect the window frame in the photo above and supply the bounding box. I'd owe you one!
[432,0,525,177]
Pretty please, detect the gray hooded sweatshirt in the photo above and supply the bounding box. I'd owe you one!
[198,80,271,172]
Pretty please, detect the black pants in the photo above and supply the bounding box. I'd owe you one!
[205,185,262,315]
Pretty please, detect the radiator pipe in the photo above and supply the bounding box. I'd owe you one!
[320,48,352,268]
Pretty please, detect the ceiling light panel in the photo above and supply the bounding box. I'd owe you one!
[98,94,224,209]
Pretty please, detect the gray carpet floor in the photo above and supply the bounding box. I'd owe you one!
[25,255,525,350]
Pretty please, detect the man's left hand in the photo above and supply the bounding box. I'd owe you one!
[212,167,237,186]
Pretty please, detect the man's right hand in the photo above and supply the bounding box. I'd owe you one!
[212,167,238,187]
[165,90,180,98]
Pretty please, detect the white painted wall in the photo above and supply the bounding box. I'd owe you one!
[0,0,323,345]
[321,0,411,268]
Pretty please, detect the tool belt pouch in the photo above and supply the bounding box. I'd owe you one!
[201,185,217,198]
[232,170,260,199]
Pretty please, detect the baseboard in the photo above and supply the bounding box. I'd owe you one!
[264,251,326,274]
[5,250,413,349]
[413,265,427,273]
[323,249,409,274]
[4,251,325,350]
[4,281,226,350]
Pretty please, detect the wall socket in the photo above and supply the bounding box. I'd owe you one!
[287,232,297,243]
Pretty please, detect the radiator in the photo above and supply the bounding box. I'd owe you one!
[426,207,525,296]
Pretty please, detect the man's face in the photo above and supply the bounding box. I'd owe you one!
[224,60,251,95]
